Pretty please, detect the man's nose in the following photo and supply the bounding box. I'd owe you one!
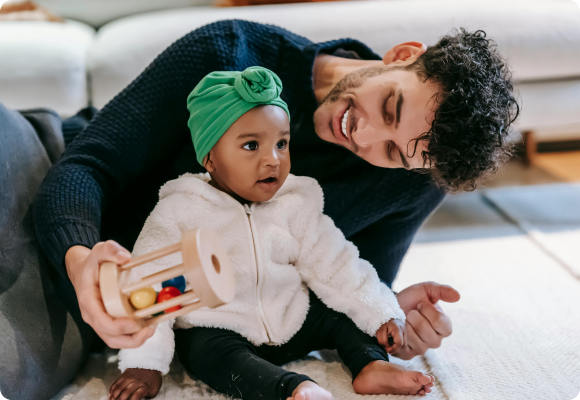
[352,124,386,148]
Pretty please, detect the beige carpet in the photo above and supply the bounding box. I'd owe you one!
[394,235,580,400]
[52,190,580,400]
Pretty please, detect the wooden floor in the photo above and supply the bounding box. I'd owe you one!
[484,156,563,188]
[532,151,580,182]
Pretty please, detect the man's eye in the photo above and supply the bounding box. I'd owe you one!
[386,141,395,162]
[385,93,394,124]
[276,140,287,150]
[243,141,258,151]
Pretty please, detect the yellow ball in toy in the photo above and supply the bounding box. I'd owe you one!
[129,287,157,310]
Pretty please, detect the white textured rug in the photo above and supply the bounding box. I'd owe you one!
[52,191,580,400]
[394,235,580,400]
[54,349,443,400]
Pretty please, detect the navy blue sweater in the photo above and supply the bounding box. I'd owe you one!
[34,20,445,286]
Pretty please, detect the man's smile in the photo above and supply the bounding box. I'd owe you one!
[331,103,352,146]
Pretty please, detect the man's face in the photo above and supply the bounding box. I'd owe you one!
[313,67,439,169]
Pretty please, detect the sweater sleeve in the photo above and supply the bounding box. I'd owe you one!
[291,180,405,337]
[32,21,241,277]
[118,319,175,375]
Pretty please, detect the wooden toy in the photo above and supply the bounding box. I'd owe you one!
[99,227,235,326]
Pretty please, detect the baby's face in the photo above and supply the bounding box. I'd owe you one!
[205,105,291,203]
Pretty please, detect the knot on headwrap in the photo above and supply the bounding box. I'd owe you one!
[187,66,290,166]
[234,67,282,103]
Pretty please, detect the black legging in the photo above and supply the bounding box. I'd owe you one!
[175,290,389,400]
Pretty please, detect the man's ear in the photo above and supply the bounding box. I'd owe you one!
[203,152,215,172]
[383,42,427,66]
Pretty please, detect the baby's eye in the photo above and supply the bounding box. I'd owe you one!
[243,141,258,151]
[276,140,288,150]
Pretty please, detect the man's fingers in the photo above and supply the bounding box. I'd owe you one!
[104,326,156,349]
[407,310,441,347]
[84,289,144,337]
[92,240,132,266]
[405,315,434,355]
[417,301,453,337]
[424,282,460,304]
[87,279,144,335]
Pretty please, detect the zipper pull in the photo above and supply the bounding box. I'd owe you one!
[244,203,252,214]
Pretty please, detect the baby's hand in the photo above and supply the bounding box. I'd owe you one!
[376,318,406,354]
[109,368,162,400]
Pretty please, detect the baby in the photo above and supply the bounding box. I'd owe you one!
[108,67,434,400]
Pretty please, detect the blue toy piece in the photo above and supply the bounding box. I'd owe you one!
[162,275,186,294]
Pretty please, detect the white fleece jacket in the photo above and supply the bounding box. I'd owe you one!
[118,173,405,374]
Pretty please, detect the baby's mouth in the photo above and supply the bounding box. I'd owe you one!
[258,177,277,184]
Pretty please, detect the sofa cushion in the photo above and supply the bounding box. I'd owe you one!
[87,0,580,110]
[515,79,580,135]
[0,20,94,117]
[35,0,214,28]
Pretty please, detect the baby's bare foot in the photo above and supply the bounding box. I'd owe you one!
[287,380,333,400]
[352,360,434,396]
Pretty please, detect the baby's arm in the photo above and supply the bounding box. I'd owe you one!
[290,179,405,339]
[110,191,195,398]
[118,320,176,374]
[376,317,406,354]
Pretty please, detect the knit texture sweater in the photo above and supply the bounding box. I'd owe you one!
[34,19,445,286]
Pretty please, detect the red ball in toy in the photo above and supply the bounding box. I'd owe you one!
[157,286,182,313]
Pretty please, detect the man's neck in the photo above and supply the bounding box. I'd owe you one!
[312,54,384,104]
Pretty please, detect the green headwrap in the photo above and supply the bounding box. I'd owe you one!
[187,66,290,166]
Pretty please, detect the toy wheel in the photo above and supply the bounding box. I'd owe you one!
[100,261,135,318]
[181,227,235,308]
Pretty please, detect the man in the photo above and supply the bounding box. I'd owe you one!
[1,20,518,400]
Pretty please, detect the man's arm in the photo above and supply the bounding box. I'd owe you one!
[347,180,445,287]
[346,183,460,359]
[33,20,254,349]
[34,22,237,276]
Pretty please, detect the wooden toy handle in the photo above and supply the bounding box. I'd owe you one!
[120,243,181,271]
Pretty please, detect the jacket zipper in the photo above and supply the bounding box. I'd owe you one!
[243,203,273,343]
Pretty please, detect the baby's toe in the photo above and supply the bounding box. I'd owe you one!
[415,372,433,386]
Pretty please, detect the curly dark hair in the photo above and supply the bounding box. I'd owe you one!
[407,28,520,192]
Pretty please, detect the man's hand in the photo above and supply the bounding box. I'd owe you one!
[393,282,460,360]
[66,241,156,349]
[376,318,406,354]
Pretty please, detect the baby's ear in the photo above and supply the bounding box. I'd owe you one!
[203,153,214,172]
